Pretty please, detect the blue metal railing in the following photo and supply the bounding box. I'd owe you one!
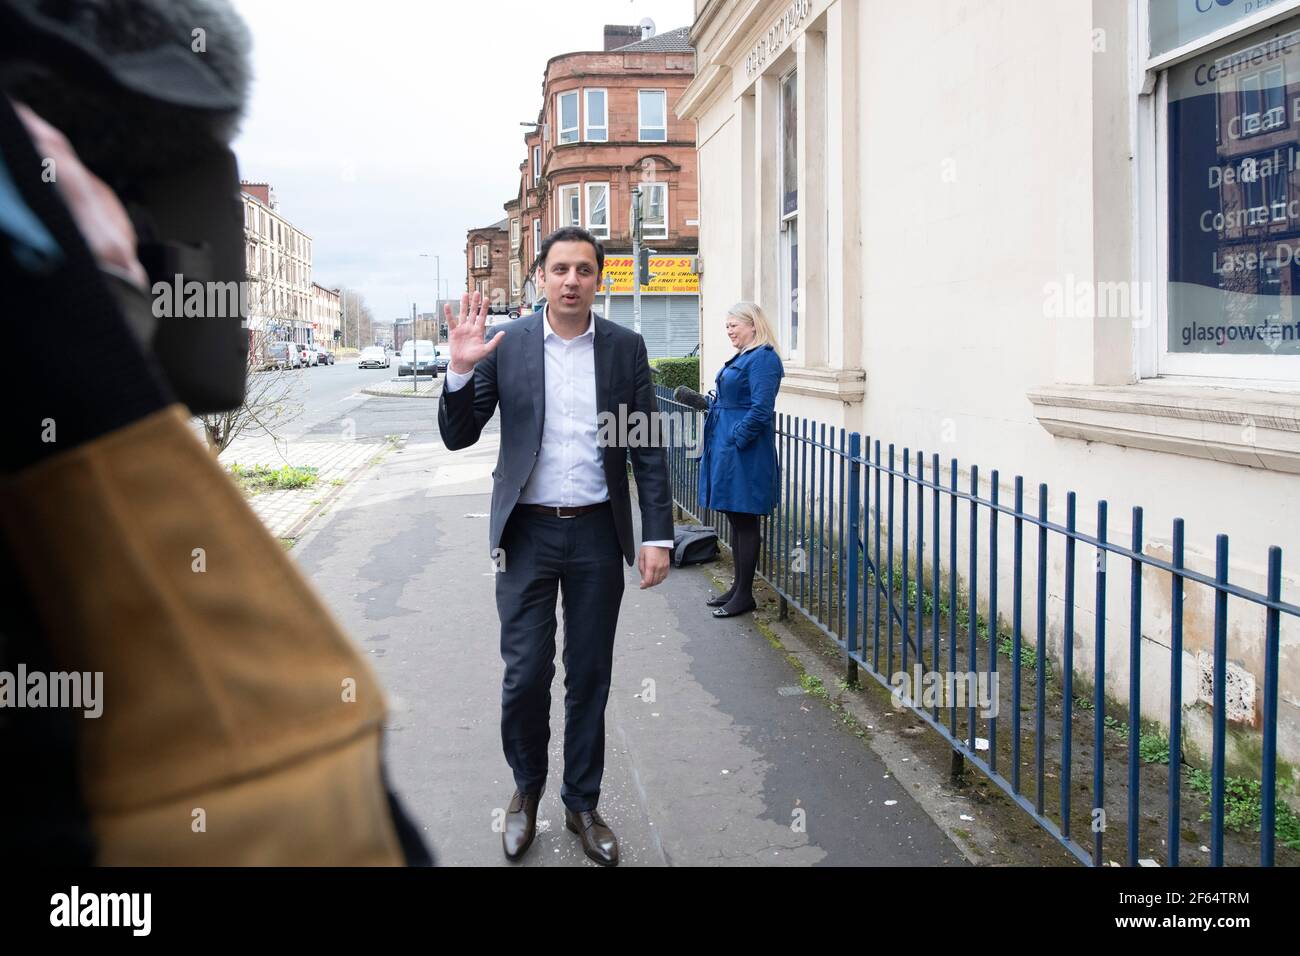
[655,385,1298,867]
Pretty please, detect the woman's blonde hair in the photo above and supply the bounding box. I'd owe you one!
[726,301,778,351]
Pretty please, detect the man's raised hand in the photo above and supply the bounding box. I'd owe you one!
[446,291,505,375]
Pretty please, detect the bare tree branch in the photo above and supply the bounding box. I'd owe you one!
[197,251,305,456]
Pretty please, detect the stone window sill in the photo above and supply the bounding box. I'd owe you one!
[782,365,866,402]
[1026,381,1300,474]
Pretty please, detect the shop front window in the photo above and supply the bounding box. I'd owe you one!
[1162,10,1300,375]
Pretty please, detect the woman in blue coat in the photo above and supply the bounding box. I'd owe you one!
[698,302,784,618]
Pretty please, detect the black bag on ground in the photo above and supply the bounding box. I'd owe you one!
[671,524,718,568]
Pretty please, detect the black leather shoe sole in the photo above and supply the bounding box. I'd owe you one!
[565,817,619,867]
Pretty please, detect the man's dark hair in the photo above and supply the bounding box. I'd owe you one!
[537,226,604,275]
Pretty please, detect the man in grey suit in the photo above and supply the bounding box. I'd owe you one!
[438,226,674,866]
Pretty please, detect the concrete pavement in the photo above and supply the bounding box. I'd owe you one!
[290,394,970,866]
[212,359,412,541]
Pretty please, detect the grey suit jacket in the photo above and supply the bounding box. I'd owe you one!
[437,311,674,566]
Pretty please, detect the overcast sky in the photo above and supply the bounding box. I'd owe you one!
[230,0,695,323]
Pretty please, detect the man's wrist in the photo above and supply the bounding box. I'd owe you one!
[449,360,475,376]
[642,540,673,549]
[444,365,474,393]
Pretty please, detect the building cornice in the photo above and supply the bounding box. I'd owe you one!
[677,62,730,120]
[545,68,695,89]
[713,0,808,67]
[550,139,696,152]
[542,155,686,181]
[692,0,727,43]
[681,0,820,117]
[543,47,695,76]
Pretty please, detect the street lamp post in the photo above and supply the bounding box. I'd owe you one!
[631,186,642,335]
[410,301,419,393]
[420,253,442,342]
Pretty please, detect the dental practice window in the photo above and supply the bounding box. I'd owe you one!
[1155,2,1300,380]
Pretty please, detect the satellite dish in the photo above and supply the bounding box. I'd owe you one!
[639,17,655,39]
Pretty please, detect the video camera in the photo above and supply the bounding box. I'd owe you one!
[0,0,253,413]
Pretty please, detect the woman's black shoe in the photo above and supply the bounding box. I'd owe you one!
[706,583,737,607]
[712,599,756,618]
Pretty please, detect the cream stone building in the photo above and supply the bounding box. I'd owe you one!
[311,282,342,349]
[681,0,1300,785]
[241,182,314,347]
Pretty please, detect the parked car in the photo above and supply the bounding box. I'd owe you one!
[296,342,318,367]
[398,339,438,377]
[315,345,335,366]
[434,345,449,373]
[261,340,301,370]
[358,346,390,369]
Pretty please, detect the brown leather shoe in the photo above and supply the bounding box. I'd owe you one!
[502,790,541,862]
[565,807,619,866]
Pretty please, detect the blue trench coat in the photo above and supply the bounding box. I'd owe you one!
[698,344,784,515]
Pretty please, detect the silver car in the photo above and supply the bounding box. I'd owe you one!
[261,340,301,370]
[398,339,438,377]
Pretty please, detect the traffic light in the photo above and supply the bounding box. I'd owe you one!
[637,247,657,287]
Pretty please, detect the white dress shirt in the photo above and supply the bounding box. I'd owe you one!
[444,307,672,549]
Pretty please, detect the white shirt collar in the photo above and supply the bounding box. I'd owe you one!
[541,304,595,342]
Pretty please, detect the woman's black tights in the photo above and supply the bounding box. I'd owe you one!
[720,511,761,613]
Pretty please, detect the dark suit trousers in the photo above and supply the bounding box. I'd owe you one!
[495,502,625,812]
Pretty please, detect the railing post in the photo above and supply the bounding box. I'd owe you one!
[1168,518,1184,867]
[1211,534,1229,867]
[846,432,862,686]
[950,748,965,782]
[1262,546,1282,866]
[1127,506,1143,868]
[1093,500,1108,867]
[949,458,963,780]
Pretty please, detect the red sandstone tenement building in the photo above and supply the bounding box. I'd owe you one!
[466,22,701,357]
[464,217,512,311]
